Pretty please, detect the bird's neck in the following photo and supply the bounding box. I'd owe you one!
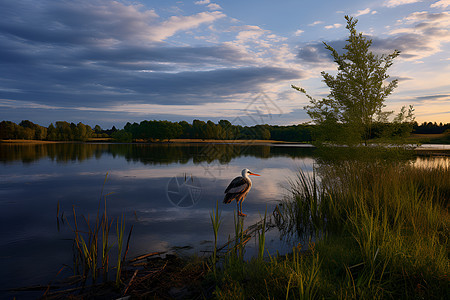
[243,174,251,182]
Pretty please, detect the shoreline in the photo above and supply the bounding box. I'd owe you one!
[1,139,449,153]
[0,138,311,145]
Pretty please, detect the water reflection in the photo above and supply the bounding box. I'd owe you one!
[413,156,449,169]
[0,143,315,164]
[0,143,314,298]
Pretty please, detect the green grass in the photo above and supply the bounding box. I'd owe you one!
[63,173,132,287]
[210,157,449,299]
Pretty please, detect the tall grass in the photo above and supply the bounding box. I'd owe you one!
[210,200,221,276]
[63,174,131,288]
[115,213,125,287]
[277,160,449,298]
[257,207,267,261]
[213,158,449,298]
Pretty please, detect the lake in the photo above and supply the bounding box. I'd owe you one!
[0,142,447,298]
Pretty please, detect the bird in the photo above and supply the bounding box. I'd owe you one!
[224,168,260,217]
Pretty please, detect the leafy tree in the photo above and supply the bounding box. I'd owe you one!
[111,129,132,142]
[47,123,57,140]
[94,125,102,133]
[166,121,182,141]
[0,121,20,139]
[292,16,407,145]
[75,122,93,141]
[218,120,235,139]
[205,120,218,139]
[55,121,72,141]
[124,122,140,139]
[19,127,34,139]
[35,125,47,140]
[19,120,47,140]
[192,120,206,139]
[178,121,192,138]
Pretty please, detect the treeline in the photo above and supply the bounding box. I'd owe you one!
[0,119,312,142]
[1,119,448,143]
[117,120,316,143]
[0,120,97,141]
[121,120,289,142]
[412,122,449,134]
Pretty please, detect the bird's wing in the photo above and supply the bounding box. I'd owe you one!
[224,176,248,194]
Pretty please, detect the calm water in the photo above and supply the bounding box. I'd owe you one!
[0,143,447,298]
[0,142,317,297]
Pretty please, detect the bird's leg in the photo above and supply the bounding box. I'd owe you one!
[239,200,246,217]
[236,200,239,216]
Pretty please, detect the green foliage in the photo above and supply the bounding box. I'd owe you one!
[274,160,449,298]
[209,200,222,276]
[292,16,412,145]
[413,121,449,134]
[111,129,132,143]
[123,119,279,141]
[63,174,131,287]
[53,121,94,141]
[94,125,102,133]
[0,120,94,141]
[0,120,48,140]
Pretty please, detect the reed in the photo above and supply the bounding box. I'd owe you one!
[214,158,449,298]
[115,214,125,287]
[63,173,131,288]
[209,199,221,276]
[257,207,267,260]
[279,160,449,298]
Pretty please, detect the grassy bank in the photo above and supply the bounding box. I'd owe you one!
[211,159,449,299]
[0,139,63,144]
[0,138,306,145]
[408,132,450,144]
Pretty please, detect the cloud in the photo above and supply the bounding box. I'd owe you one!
[0,0,306,118]
[296,40,347,64]
[298,10,450,65]
[0,0,225,45]
[155,11,225,41]
[207,3,222,10]
[384,0,423,8]
[431,0,450,9]
[384,11,450,60]
[354,8,377,17]
[308,21,323,26]
[324,23,343,30]
[414,94,450,102]
[195,0,210,4]
[389,76,414,82]
[295,29,304,36]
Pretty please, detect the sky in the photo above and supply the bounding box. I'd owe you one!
[0,0,449,129]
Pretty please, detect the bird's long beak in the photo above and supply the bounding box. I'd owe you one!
[249,172,260,176]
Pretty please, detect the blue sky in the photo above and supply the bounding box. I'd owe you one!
[0,0,449,128]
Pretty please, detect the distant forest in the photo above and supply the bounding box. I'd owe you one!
[0,120,448,143]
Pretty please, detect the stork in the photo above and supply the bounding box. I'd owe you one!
[224,168,260,217]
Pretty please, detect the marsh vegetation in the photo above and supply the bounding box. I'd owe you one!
[209,155,449,299]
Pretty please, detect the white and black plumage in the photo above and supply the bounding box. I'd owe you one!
[224,168,260,217]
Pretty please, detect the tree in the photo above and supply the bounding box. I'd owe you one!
[292,16,406,145]
[19,120,47,140]
[192,120,206,139]
[111,129,132,142]
[0,121,20,139]
[55,121,72,141]
[94,125,102,133]
[47,123,57,140]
